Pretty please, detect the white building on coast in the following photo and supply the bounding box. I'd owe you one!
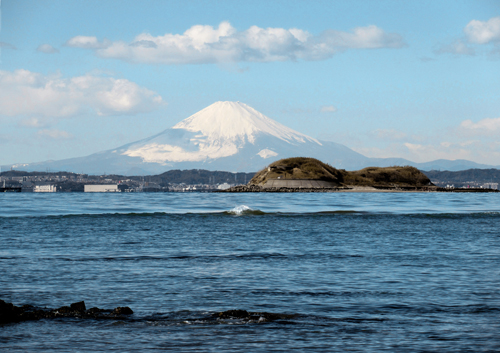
[34,185,56,192]
[84,185,120,192]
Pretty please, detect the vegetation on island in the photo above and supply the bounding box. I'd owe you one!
[249,157,344,185]
[343,166,432,187]
[248,157,433,189]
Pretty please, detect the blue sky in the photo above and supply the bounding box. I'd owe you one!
[1,0,500,166]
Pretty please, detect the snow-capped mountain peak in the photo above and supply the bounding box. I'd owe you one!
[122,101,322,164]
[173,101,320,145]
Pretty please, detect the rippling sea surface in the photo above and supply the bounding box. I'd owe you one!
[1,192,499,352]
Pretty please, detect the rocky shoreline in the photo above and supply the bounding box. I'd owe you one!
[0,299,133,324]
[217,184,498,193]
[225,158,500,193]
[216,184,347,192]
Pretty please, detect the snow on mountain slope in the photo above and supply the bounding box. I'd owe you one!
[173,101,320,144]
[122,101,321,164]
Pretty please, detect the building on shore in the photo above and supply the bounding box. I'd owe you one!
[34,185,56,192]
[217,183,231,190]
[84,185,120,192]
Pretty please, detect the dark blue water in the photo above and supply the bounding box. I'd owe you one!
[1,193,499,351]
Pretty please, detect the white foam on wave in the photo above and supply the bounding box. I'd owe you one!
[228,205,252,215]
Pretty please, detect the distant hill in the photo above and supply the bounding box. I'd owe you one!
[0,169,255,186]
[155,170,255,185]
[423,169,500,186]
[0,170,76,178]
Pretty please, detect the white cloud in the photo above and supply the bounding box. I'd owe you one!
[404,140,500,165]
[464,16,500,44]
[319,25,404,49]
[357,140,497,164]
[0,69,164,119]
[460,117,500,135]
[66,21,405,64]
[36,44,59,54]
[37,129,73,139]
[436,16,500,57]
[320,105,337,113]
[356,116,500,164]
[400,117,500,163]
[65,36,111,49]
[436,40,475,55]
[403,142,472,162]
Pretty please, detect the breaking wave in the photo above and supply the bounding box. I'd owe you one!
[224,205,266,216]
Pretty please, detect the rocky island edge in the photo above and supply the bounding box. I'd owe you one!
[219,157,497,193]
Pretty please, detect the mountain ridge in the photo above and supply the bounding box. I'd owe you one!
[5,101,496,174]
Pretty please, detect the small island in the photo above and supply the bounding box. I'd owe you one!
[220,157,492,192]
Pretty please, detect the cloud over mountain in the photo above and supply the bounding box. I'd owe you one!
[66,21,405,64]
[0,70,163,119]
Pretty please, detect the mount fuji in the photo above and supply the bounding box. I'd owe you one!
[10,101,493,174]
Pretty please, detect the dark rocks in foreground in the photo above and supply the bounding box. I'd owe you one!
[214,309,297,322]
[0,299,133,325]
[1,299,297,326]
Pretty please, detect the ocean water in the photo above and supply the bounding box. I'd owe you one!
[1,192,499,352]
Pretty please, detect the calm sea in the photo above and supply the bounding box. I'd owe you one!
[1,192,499,352]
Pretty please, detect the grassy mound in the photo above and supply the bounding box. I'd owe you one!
[343,166,432,187]
[249,157,344,185]
[249,157,433,188]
